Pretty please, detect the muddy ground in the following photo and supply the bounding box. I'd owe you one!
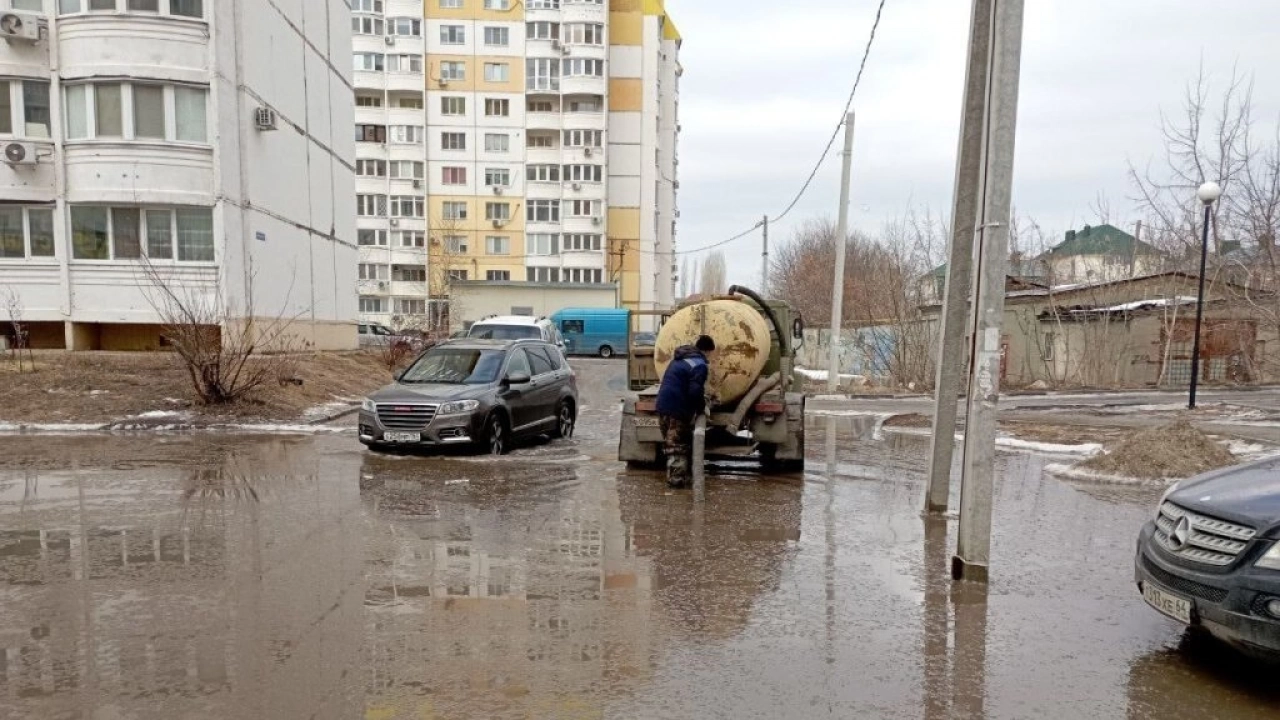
[0,359,1277,719]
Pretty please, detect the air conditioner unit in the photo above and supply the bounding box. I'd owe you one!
[438,77,450,87]
[389,218,400,227]
[0,11,41,42]
[384,35,395,45]
[491,219,505,229]
[582,147,593,157]
[571,182,582,191]
[412,179,422,189]
[2,141,37,166]
[591,216,602,226]
[254,106,277,131]
[377,281,388,290]
[550,39,561,49]
[491,185,503,195]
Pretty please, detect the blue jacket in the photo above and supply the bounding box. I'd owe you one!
[656,345,709,418]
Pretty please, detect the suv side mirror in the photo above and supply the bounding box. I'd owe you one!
[505,371,532,386]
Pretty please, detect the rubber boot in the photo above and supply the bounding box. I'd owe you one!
[667,455,690,489]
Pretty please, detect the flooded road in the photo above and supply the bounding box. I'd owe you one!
[1,361,1278,719]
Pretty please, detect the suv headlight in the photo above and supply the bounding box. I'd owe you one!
[1155,480,1180,520]
[438,399,479,416]
[1257,543,1280,571]
[361,397,376,412]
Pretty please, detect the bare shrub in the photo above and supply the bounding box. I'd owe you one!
[1,286,33,372]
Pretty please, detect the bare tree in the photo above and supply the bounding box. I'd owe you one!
[1,286,33,372]
[700,251,727,296]
[427,213,471,335]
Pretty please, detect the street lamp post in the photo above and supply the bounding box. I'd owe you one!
[1188,181,1222,410]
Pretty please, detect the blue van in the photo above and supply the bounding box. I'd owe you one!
[551,308,629,358]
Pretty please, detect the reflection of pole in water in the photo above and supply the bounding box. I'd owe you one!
[922,515,950,719]
[950,580,989,718]
[824,416,838,668]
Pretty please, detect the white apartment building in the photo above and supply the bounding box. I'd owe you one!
[0,0,358,350]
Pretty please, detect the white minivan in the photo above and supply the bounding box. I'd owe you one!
[467,315,564,349]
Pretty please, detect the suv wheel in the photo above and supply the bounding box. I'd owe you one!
[552,401,575,439]
[482,415,507,455]
[598,345,614,359]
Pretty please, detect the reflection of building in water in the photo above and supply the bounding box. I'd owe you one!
[0,439,365,719]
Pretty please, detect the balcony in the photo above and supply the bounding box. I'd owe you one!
[391,280,428,297]
[58,15,208,83]
[64,142,213,205]
[0,139,57,202]
[526,146,562,165]
[526,112,562,131]
[560,76,605,97]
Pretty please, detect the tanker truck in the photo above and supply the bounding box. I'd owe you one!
[618,286,806,471]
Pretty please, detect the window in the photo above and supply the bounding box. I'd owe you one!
[395,230,425,248]
[527,267,560,283]
[0,80,50,138]
[484,133,509,153]
[170,0,201,15]
[527,133,555,148]
[561,319,584,334]
[565,96,602,113]
[360,296,386,314]
[175,86,206,142]
[392,264,426,282]
[395,96,423,109]
[94,83,123,137]
[0,82,10,136]
[527,201,560,224]
[484,0,509,9]
[486,270,511,281]
[395,298,426,315]
[528,0,559,8]
[440,25,465,44]
[356,95,383,107]
[484,168,510,187]
[350,0,383,11]
[527,164,559,182]
[58,0,203,15]
[352,15,384,35]
[359,229,388,246]
[69,206,212,262]
[526,21,559,40]
[441,202,468,220]
[357,159,387,177]
[564,22,604,45]
[527,233,558,255]
[563,233,602,251]
[441,132,466,150]
[440,62,466,81]
[485,203,510,222]
[355,124,386,142]
[0,207,55,259]
[444,235,467,253]
[484,63,510,83]
[567,199,600,217]
[356,194,387,217]
[438,0,461,7]
[563,164,602,183]
[527,99,555,113]
[387,55,423,74]
[354,53,385,72]
[446,269,469,281]
[389,18,421,36]
[563,268,603,283]
[389,160,424,179]
[526,58,560,91]
[64,82,207,143]
[484,98,509,117]
[483,27,509,46]
[390,125,424,144]
[442,166,467,185]
[359,263,389,281]
[564,59,604,77]
[440,97,466,116]
[390,196,424,218]
[564,129,603,147]
[485,236,509,255]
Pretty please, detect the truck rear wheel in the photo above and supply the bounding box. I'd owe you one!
[599,345,614,359]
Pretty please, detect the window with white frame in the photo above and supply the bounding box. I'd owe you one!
[483,63,510,83]
[389,196,424,218]
[395,95,423,109]
[438,0,461,7]
[440,62,466,81]
[358,229,388,246]
[356,95,383,107]
[484,168,510,187]
[392,264,426,282]
[390,125,423,144]
[483,0,509,9]
[527,201,560,224]
[441,132,466,150]
[388,18,421,36]
[485,203,510,222]
[440,97,465,116]
[441,202,468,220]
[483,26,509,46]
[442,166,467,185]
[563,233,602,252]
[444,235,467,253]
[567,199,600,217]
[486,270,511,281]
[527,0,559,8]
[357,194,387,217]
[359,296,386,314]
[484,98,509,117]
[562,268,603,283]
[563,164,602,183]
[395,230,425,248]
[446,269,468,281]
[526,164,559,182]
[58,0,204,17]
[387,54,422,73]
[526,233,558,255]
[527,132,555,148]
[440,25,465,44]
[357,159,386,177]
[351,15,383,35]
[69,206,213,262]
[389,160,424,179]
[484,133,509,153]
[526,21,559,40]
[0,80,51,139]
[526,58,560,91]
[353,53,385,72]
[359,263,389,281]
[0,206,55,259]
[527,99,555,113]
[565,96,602,113]
[395,298,426,315]
[565,0,603,4]
[563,129,602,147]
[563,58,604,78]
[350,0,382,12]
[563,22,604,45]
[64,82,206,143]
[485,236,510,255]
[526,267,560,283]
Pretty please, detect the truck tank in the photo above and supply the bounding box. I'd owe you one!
[653,298,773,404]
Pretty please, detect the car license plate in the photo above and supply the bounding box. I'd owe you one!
[633,416,659,428]
[1143,582,1193,625]
[384,432,421,443]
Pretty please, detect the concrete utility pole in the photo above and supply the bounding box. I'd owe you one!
[925,0,993,513]
[761,215,770,297]
[827,112,856,393]
[953,0,1025,582]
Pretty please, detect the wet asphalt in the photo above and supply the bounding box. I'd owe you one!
[1,359,1278,719]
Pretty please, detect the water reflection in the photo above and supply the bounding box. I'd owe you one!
[1125,633,1280,719]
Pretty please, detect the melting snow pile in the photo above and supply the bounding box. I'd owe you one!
[1077,420,1236,481]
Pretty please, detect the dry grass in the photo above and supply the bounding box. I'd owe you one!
[0,351,393,424]
[1079,420,1237,480]
[884,413,932,428]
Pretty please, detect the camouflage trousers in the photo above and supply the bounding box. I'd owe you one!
[658,414,693,486]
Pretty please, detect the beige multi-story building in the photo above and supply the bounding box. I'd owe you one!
[355,0,680,331]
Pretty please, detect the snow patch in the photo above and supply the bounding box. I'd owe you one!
[997,438,1104,456]
[1045,462,1173,486]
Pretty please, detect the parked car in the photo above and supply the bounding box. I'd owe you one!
[552,307,629,358]
[631,331,657,348]
[1134,456,1280,658]
[467,315,565,349]
[358,338,578,455]
[358,323,425,352]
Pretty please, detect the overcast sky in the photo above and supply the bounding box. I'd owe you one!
[667,0,1280,286]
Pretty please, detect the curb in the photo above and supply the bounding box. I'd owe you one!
[308,404,361,425]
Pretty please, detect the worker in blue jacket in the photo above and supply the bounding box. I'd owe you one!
[655,335,716,488]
